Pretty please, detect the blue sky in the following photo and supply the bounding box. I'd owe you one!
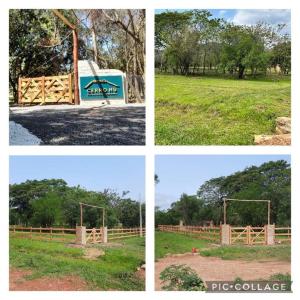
[155,9,291,34]
[155,155,291,210]
[10,156,145,202]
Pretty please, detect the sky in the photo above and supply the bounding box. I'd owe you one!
[155,155,291,210]
[155,9,291,35]
[10,156,145,202]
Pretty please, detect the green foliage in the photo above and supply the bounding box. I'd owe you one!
[31,192,64,226]
[155,231,210,259]
[10,236,145,290]
[160,264,206,291]
[269,273,292,291]
[155,10,290,78]
[9,9,145,102]
[9,10,77,101]
[9,179,145,228]
[200,245,291,261]
[155,74,290,145]
[156,160,290,227]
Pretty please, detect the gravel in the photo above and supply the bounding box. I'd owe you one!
[9,121,42,145]
[9,105,145,145]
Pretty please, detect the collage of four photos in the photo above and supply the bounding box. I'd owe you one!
[8,7,292,293]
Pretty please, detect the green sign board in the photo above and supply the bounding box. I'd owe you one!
[80,75,124,100]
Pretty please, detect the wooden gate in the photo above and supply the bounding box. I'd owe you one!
[18,74,73,105]
[86,228,102,244]
[230,226,266,245]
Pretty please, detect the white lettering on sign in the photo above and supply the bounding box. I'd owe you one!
[87,87,118,96]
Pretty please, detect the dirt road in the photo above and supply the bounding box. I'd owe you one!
[155,253,290,290]
[10,268,87,291]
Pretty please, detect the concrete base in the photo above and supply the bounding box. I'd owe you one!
[102,227,108,243]
[265,224,275,245]
[80,99,126,106]
[221,224,231,245]
[76,226,86,245]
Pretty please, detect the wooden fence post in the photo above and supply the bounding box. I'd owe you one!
[102,227,108,243]
[68,73,73,104]
[42,76,45,104]
[18,78,22,105]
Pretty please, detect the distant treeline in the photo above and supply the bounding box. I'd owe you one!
[155,10,291,78]
[155,160,291,226]
[9,179,145,228]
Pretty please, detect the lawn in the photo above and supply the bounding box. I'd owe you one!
[201,244,291,261]
[155,231,211,259]
[10,236,145,291]
[155,74,291,145]
[155,231,291,261]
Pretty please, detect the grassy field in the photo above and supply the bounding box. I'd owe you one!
[155,74,291,145]
[201,244,291,261]
[155,231,211,259]
[10,236,145,291]
[156,231,291,261]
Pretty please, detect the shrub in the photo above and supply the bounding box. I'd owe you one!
[160,264,206,291]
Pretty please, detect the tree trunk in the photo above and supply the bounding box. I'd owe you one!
[91,24,98,65]
[238,65,245,79]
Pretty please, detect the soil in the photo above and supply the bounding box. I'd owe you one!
[10,268,88,291]
[83,248,105,260]
[155,253,291,290]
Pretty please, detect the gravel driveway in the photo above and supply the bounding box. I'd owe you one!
[9,105,145,145]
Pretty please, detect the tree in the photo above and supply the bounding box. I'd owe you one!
[9,178,145,228]
[9,9,145,102]
[155,10,290,78]
[155,160,290,227]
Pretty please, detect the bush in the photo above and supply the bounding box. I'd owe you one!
[160,264,206,291]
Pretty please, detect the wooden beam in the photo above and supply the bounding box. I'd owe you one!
[52,10,76,30]
[52,10,79,105]
[73,29,79,105]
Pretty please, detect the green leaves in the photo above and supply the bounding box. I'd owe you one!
[160,264,206,291]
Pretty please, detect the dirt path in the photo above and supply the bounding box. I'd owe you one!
[155,253,290,290]
[10,268,88,291]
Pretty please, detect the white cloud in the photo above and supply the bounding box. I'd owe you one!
[232,9,290,34]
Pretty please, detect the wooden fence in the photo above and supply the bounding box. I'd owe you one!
[108,227,145,240]
[158,225,220,243]
[158,224,291,246]
[275,227,291,244]
[18,74,73,105]
[9,226,76,243]
[10,225,145,244]
[230,226,266,245]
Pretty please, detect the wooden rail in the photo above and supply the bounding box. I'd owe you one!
[18,74,73,105]
[158,224,292,245]
[158,225,220,242]
[274,227,291,243]
[108,227,145,240]
[9,225,76,243]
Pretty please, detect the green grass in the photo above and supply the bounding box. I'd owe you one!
[201,244,291,261]
[155,231,211,259]
[156,232,291,262]
[155,74,291,145]
[10,236,145,291]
